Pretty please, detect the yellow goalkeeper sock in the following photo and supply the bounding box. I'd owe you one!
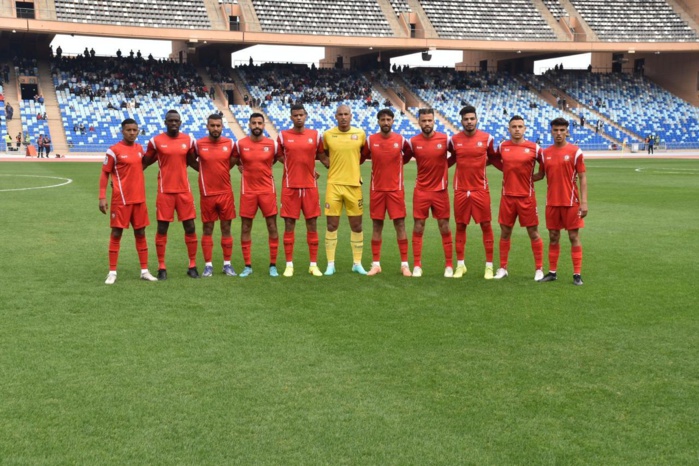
[325,230,338,263]
[350,231,364,264]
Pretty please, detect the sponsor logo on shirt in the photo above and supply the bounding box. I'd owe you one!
[119,155,128,159]
[160,145,168,148]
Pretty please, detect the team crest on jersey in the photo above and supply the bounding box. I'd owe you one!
[477,142,483,147]
[393,143,399,148]
[564,155,570,161]
[103,156,109,165]
[223,146,228,151]
[263,147,270,152]
[325,203,330,209]
[111,213,116,218]
[181,144,187,149]
[437,144,443,149]
[138,152,142,157]
[308,138,313,144]
[524,148,530,153]
[351,134,358,140]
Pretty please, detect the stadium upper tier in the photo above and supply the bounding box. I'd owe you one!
[251,0,393,36]
[546,71,699,148]
[401,69,615,149]
[569,0,698,42]
[54,0,212,29]
[419,0,557,41]
[542,0,566,20]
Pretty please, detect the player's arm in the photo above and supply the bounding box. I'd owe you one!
[187,146,200,172]
[489,144,503,171]
[532,147,545,182]
[402,139,414,164]
[229,142,239,171]
[446,139,456,168]
[142,139,157,169]
[275,136,285,163]
[318,133,330,169]
[98,170,110,214]
[360,140,370,165]
[578,171,588,218]
[485,138,497,167]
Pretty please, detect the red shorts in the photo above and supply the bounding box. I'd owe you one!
[546,205,584,231]
[413,189,450,219]
[240,191,278,218]
[498,195,538,227]
[454,190,491,225]
[281,187,321,220]
[200,192,236,223]
[110,202,149,230]
[370,190,406,220]
[156,192,196,222]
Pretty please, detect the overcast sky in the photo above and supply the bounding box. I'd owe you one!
[51,35,589,73]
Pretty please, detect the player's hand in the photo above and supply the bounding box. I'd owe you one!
[237,165,243,174]
[579,203,588,218]
[99,199,108,214]
[315,171,320,180]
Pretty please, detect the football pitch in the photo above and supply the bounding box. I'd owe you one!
[0,158,697,464]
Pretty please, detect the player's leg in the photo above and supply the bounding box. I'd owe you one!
[182,218,199,278]
[569,228,583,285]
[155,220,171,279]
[438,218,454,277]
[368,219,384,275]
[324,184,342,275]
[412,218,426,277]
[526,225,544,281]
[346,187,366,275]
[480,221,495,279]
[265,214,280,277]
[220,219,236,276]
[305,217,322,276]
[282,217,297,277]
[393,218,411,276]
[454,223,467,278]
[495,223,513,279]
[105,227,124,284]
[540,228,561,282]
[133,227,157,281]
[240,217,254,277]
[201,221,215,277]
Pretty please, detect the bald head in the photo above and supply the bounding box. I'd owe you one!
[335,105,352,132]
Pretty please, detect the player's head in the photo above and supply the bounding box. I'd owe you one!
[508,115,526,142]
[165,110,181,136]
[290,104,307,130]
[121,118,139,144]
[335,105,352,131]
[249,112,265,138]
[459,105,478,134]
[550,117,569,146]
[377,108,394,134]
[418,108,435,136]
[207,113,223,140]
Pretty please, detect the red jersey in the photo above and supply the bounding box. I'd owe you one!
[277,128,322,189]
[496,140,543,198]
[145,132,195,194]
[448,130,496,192]
[237,136,278,194]
[102,141,146,205]
[194,136,234,196]
[363,132,411,192]
[542,143,586,206]
[407,132,450,191]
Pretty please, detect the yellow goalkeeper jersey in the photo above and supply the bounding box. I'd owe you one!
[323,126,366,187]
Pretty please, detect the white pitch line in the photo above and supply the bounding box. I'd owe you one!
[634,167,699,174]
[0,174,74,192]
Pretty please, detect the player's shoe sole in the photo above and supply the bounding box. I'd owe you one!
[283,267,294,277]
[453,264,467,278]
[367,265,382,276]
[309,265,323,277]
[539,272,557,282]
[494,268,508,279]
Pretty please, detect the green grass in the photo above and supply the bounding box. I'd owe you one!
[0,158,697,464]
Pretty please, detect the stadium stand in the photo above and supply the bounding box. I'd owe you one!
[19,99,52,150]
[419,0,558,41]
[54,0,212,29]
[389,0,411,16]
[569,0,698,42]
[542,0,566,20]
[401,68,615,149]
[546,71,699,148]
[250,0,394,36]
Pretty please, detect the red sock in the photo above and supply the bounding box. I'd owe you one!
[185,233,198,268]
[108,235,121,271]
[221,236,233,262]
[412,231,424,267]
[201,234,214,263]
[241,239,252,266]
[441,231,453,268]
[283,231,295,262]
[571,245,583,274]
[397,238,409,262]
[307,231,319,263]
[135,234,148,269]
[155,233,167,269]
[371,239,382,262]
[499,238,511,269]
[531,237,544,270]
[548,243,561,272]
[455,229,466,262]
[481,223,494,263]
[269,236,279,265]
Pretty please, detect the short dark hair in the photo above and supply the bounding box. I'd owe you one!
[459,105,477,117]
[165,109,180,117]
[290,104,306,113]
[377,108,394,119]
[418,108,434,116]
[207,113,223,122]
[509,115,524,124]
[121,118,137,128]
[250,112,265,122]
[550,117,569,127]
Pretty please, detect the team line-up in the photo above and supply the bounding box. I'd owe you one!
[99,104,588,286]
